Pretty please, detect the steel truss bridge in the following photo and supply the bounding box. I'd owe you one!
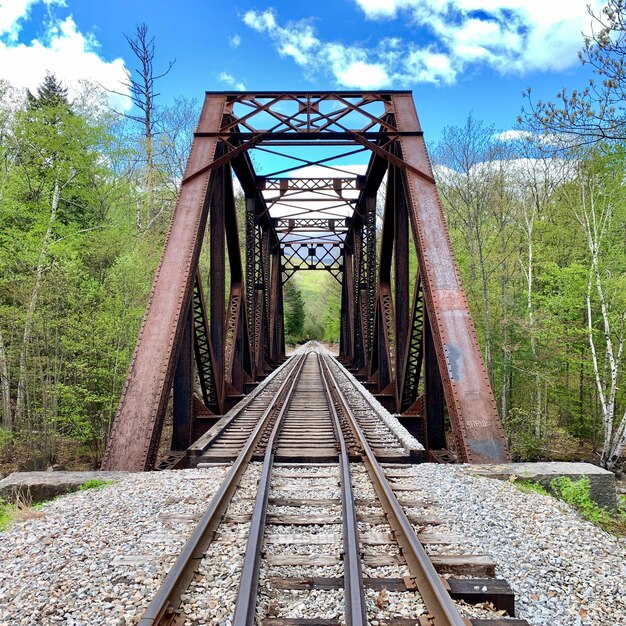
[103,91,509,471]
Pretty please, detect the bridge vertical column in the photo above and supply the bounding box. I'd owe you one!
[341,244,355,362]
[397,270,425,439]
[374,170,396,394]
[269,244,282,361]
[393,93,509,463]
[172,301,194,450]
[245,195,257,376]
[210,165,226,413]
[276,265,285,359]
[424,308,446,450]
[223,168,252,396]
[351,225,363,368]
[261,227,272,367]
[102,94,226,471]
[394,166,409,412]
[364,194,377,370]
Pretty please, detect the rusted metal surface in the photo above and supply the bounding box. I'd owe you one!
[319,353,467,626]
[104,90,508,470]
[392,93,509,463]
[102,94,226,472]
[192,270,220,412]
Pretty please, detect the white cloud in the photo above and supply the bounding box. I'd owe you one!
[496,129,535,142]
[0,2,130,110]
[243,2,604,88]
[229,34,241,48]
[0,0,66,41]
[353,0,604,74]
[219,71,246,91]
[335,61,389,89]
[243,9,391,88]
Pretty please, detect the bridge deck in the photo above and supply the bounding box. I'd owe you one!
[188,345,423,465]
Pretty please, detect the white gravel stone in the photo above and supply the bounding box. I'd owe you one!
[0,467,229,625]
[315,343,423,453]
[406,464,626,626]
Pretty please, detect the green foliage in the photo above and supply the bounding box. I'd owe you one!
[549,476,624,533]
[78,478,114,491]
[283,280,305,343]
[0,499,10,531]
[26,73,69,110]
[290,272,341,343]
[502,408,544,461]
[0,494,45,531]
[513,479,550,496]
[0,428,13,448]
[0,74,168,469]
[512,476,625,535]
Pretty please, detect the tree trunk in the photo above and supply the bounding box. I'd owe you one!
[0,329,10,429]
[15,178,60,428]
[500,238,509,424]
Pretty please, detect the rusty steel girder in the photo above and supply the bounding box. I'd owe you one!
[102,95,226,471]
[102,91,508,471]
[393,93,508,462]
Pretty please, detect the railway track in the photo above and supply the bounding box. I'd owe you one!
[188,351,414,465]
[139,349,529,626]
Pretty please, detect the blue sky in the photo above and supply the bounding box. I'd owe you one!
[0,0,603,145]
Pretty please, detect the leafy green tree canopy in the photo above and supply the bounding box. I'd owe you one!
[284,279,305,342]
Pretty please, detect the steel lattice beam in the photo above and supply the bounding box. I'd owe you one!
[103,90,509,471]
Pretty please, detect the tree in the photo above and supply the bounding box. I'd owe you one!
[115,23,175,231]
[522,0,626,144]
[0,75,152,468]
[283,279,305,342]
[155,96,199,201]
[27,73,69,111]
[509,136,572,436]
[0,81,15,429]
[13,75,74,427]
[574,157,626,468]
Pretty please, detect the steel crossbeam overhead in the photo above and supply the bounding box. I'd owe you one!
[102,91,509,471]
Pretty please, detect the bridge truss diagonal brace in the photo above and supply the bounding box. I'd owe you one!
[102,94,227,472]
[392,93,509,464]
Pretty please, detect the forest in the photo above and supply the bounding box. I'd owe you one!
[1,3,626,472]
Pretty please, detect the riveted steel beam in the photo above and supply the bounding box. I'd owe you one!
[392,93,509,463]
[102,94,226,472]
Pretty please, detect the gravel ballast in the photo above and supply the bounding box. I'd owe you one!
[0,462,623,625]
[400,464,626,626]
[1,345,624,626]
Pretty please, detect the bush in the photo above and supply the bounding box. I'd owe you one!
[514,479,550,496]
[550,476,626,534]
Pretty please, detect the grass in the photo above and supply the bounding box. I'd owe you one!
[0,479,115,531]
[512,474,626,536]
[0,493,44,531]
[512,478,551,496]
[78,478,114,491]
[0,500,11,530]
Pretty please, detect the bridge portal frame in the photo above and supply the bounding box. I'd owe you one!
[102,91,509,471]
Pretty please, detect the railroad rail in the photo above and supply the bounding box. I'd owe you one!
[139,349,529,626]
